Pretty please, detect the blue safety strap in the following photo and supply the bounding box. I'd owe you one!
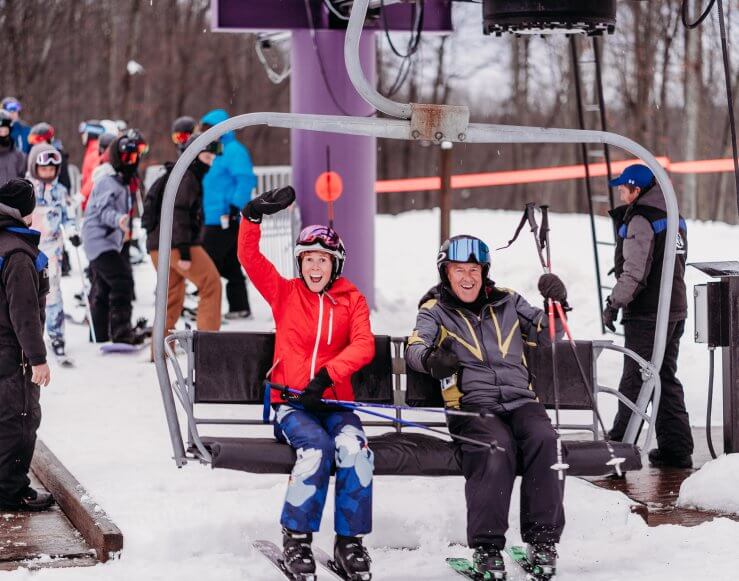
[618,218,687,238]
[262,381,273,424]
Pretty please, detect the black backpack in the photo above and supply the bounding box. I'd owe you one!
[141,163,174,234]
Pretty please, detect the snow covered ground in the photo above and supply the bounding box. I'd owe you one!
[6,208,739,580]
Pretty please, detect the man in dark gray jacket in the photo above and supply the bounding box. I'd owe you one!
[406,235,568,579]
[603,164,692,469]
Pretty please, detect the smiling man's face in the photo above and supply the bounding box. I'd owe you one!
[446,262,483,303]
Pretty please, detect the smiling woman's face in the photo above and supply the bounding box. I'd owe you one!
[300,250,333,293]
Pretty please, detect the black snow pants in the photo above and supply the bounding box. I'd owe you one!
[448,402,565,550]
[88,250,135,343]
[0,361,41,504]
[609,319,694,458]
[203,220,249,314]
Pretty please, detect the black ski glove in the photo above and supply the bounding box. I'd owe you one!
[241,186,296,224]
[538,273,567,303]
[295,367,337,413]
[424,345,460,380]
[602,298,619,332]
[68,234,82,247]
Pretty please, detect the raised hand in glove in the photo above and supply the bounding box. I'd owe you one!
[68,234,82,247]
[242,185,296,224]
[294,367,336,413]
[602,298,619,332]
[424,344,460,380]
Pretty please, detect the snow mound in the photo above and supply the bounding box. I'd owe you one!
[678,454,739,515]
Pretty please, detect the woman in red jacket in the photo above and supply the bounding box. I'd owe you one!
[239,186,375,581]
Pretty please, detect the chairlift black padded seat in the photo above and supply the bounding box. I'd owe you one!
[201,433,641,477]
[405,340,595,410]
[193,332,394,404]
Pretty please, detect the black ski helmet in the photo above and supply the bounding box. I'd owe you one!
[437,235,491,281]
[172,116,196,152]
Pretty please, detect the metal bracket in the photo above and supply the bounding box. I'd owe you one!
[410,103,470,144]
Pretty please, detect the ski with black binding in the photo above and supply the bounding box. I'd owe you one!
[505,546,556,581]
[252,540,317,581]
[313,546,371,581]
[446,557,507,580]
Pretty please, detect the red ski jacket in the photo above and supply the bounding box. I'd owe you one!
[238,219,375,404]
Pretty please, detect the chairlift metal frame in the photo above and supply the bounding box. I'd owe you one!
[154,0,678,466]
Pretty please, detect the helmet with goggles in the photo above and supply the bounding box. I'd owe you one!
[294,224,346,284]
[113,129,148,167]
[437,235,491,281]
[29,122,55,145]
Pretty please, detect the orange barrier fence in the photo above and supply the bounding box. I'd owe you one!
[375,156,736,194]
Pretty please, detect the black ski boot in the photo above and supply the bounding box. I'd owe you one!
[51,339,66,358]
[0,487,54,512]
[526,543,557,579]
[282,528,316,580]
[333,535,372,581]
[473,545,506,580]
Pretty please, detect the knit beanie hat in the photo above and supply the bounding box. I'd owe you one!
[0,178,36,218]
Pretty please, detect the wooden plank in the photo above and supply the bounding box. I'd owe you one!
[586,428,739,527]
[30,440,123,562]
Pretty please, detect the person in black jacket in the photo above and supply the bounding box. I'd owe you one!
[0,178,54,511]
[603,164,693,469]
[144,134,222,333]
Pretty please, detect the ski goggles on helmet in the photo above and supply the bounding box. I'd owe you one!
[29,132,51,145]
[2,100,21,113]
[35,149,62,166]
[445,237,491,265]
[295,225,342,252]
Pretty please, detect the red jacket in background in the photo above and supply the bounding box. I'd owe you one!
[238,219,375,404]
[80,139,101,209]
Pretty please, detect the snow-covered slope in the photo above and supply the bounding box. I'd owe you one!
[7,208,739,580]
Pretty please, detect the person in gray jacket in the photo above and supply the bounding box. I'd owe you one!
[405,235,568,580]
[0,111,25,187]
[603,164,692,469]
[82,131,148,344]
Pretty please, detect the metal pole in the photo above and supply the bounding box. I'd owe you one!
[722,276,739,453]
[570,36,607,334]
[345,0,412,118]
[439,141,453,244]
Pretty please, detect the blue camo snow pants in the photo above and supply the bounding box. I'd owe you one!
[275,405,374,536]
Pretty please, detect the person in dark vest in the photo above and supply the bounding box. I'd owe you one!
[0,178,54,511]
[405,235,568,580]
[602,164,693,469]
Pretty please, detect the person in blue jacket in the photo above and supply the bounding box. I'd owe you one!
[1,98,31,154]
[199,109,257,318]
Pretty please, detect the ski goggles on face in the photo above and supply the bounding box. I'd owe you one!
[446,238,491,265]
[171,131,191,145]
[118,137,149,156]
[35,149,62,166]
[296,225,341,251]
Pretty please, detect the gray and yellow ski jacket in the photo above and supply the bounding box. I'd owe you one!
[405,282,562,413]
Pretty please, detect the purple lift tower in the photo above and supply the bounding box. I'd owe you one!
[211,0,452,306]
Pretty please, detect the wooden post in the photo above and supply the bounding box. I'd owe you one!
[439,141,453,244]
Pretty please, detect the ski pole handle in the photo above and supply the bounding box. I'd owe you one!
[554,301,575,342]
[547,298,557,342]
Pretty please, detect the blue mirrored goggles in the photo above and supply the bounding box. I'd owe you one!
[446,238,491,265]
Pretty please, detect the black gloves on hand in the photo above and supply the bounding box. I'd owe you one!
[538,273,567,303]
[602,298,619,332]
[242,185,296,224]
[68,234,82,247]
[295,367,335,413]
[424,345,460,380]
